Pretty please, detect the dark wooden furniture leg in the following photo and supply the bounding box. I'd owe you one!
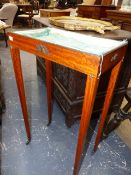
[3,29,8,47]
[94,60,123,152]
[73,76,99,175]
[103,87,131,137]
[10,47,31,144]
[45,60,53,125]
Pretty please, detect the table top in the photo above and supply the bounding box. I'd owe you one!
[33,17,131,40]
[14,27,127,56]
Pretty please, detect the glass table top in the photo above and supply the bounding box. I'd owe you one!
[14,27,127,56]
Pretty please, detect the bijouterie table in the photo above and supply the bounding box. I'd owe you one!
[7,27,127,175]
[33,17,131,128]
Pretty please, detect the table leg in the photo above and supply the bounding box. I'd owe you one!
[94,60,123,152]
[73,76,99,175]
[10,47,31,144]
[45,60,52,125]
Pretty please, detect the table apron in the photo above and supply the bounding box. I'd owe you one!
[8,38,100,77]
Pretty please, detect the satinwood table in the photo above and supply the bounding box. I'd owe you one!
[8,28,127,175]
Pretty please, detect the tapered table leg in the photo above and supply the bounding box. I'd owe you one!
[10,47,31,143]
[45,60,52,126]
[73,76,99,175]
[94,60,123,152]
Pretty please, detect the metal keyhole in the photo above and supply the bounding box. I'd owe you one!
[36,44,49,54]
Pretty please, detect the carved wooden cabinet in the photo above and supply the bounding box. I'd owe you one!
[36,29,131,127]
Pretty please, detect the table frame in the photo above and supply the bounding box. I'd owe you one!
[8,31,127,175]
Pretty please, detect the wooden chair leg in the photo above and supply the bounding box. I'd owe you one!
[94,60,123,152]
[45,60,52,125]
[10,47,31,144]
[3,29,8,47]
[73,76,99,175]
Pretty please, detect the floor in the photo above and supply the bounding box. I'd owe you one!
[0,38,131,175]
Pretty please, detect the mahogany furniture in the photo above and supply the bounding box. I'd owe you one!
[40,9,71,17]
[30,0,39,15]
[16,3,33,15]
[8,27,127,175]
[17,4,34,26]
[34,17,131,127]
[77,4,116,19]
[106,10,131,32]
